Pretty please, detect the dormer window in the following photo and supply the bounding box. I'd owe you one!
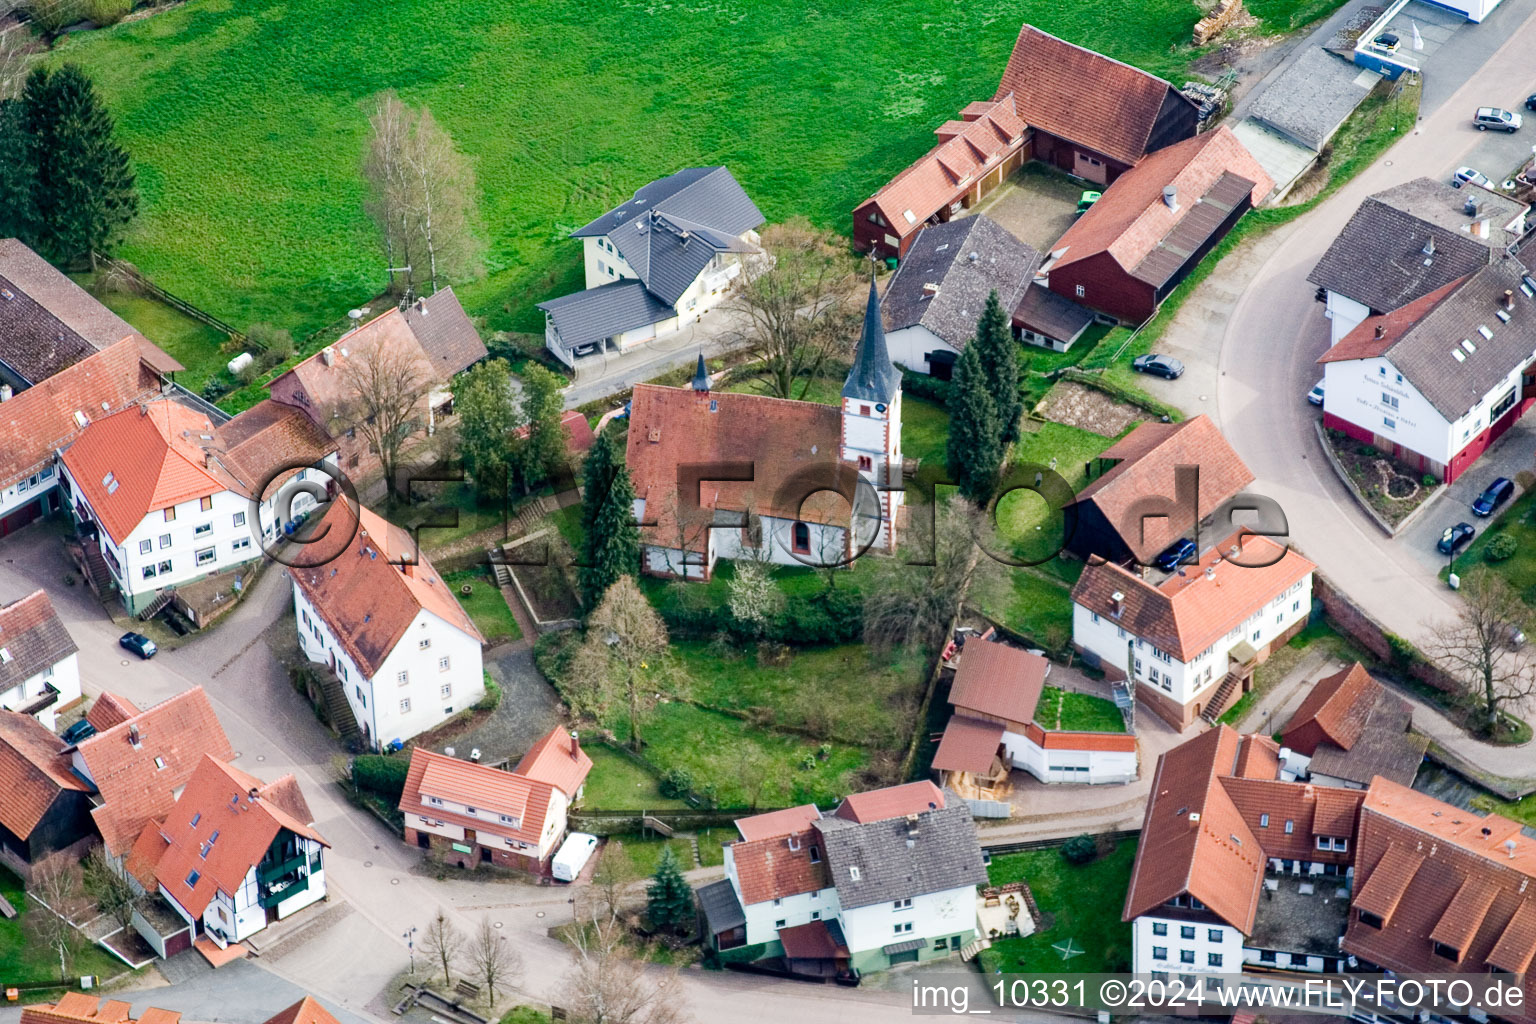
[1434,941,1461,962]
[850,866,861,881]
[427,796,443,806]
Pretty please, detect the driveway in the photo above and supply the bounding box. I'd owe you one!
[559,304,753,411]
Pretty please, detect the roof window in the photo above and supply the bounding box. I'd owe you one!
[1453,350,1466,363]
[185,870,200,888]
[1462,339,1477,353]
[0,649,10,664]
[1478,325,1494,340]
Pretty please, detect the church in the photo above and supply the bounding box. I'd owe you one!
[625,280,904,580]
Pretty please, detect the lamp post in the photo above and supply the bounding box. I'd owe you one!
[404,926,417,973]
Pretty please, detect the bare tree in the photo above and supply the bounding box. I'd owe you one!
[564,903,691,1024]
[589,840,637,922]
[467,915,522,1006]
[0,29,30,102]
[1426,572,1536,736]
[726,218,860,401]
[362,91,484,298]
[419,907,466,986]
[26,859,85,982]
[332,333,435,501]
[82,846,141,934]
[864,497,990,655]
[565,577,672,753]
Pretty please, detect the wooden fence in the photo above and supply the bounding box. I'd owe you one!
[93,253,247,344]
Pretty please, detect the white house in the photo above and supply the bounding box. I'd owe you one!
[0,590,80,731]
[60,397,339,616]
[290,498,484,752]
[1309,178,1527,346]
[126,754,329,952]
[1071,531,1315,730]
[1318,258,1536,484]
[538,167,764,368]
[698,783,989,978]
[626,282,903,580]
[396,728,592,874]
[1125,726,1365,980]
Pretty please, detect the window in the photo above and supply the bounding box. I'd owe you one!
[1335,837,1348,852]
[1383,416,1396,430]
[185,870,200,887]
[157,561,172,575]
[1075,284,1086,298]
[1358,910,1383,929]
[154,756,166,770]
[398,671,409,686]
[934,937,947,951]
[139,539,153,554]
[1434,942,1460,962]
[419,638,431,650]
[1152,946,1168,961]
[232,537,251,553]
[356,687,365,707]
[1180,950,1195,964]
[775,919,786,929]
[1208,953,1223,967]
[772,897,782,907]
[1259,950,1276,963]
[894,898,912,910]
[194,522,212,537]
[857,455,872,471]
[809,846,820,864]
[1381,392,1400,409]
[498,814,517,824]
[164,507,176,522]
[1208,929,1223,943]
[1316,835,1330,850]
[200,496,213,511]
[792,522,810,554]
[1260,813,1269,828]
[439,656,450,672]
[427,795,443,806]
[159,534,172,549]
[440,683,451,699]
[400,698,411,713]
[233,511,246,527]
[1180,926,1195,940]
[1284,819,1294,834]
[893,922,913,935]
[811,910,821,920]
[850,866,861,881]
[1090,612,1099,624]
[190,812,201,828]
[860,405,870,416]
[142,565,157,580]
[196,547,216,566]
[1152,923,1167,936]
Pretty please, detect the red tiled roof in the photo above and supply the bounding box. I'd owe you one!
[1232,734,1280,779]
[75,686,235,856]
[1071,530,1315,662]
[1049,127,1272,278]
[1317,278,1465,365]
[735,804,822,842]
[291,499,483,678]
[399,747,563,849]
[1071,415,1254,563]
[994,25,1195,167]
[217,399,338,500]
[932,715,1005,774]
[20,995,177,1024]
[1281,662,1379,755]
[778,919,845,960]
[270,307,441,423]
[833,781,946,823]
[857,95,1028,242]
[1352,843,1424,921]
[514,409,596,455]
[151,756,328,919]
[259,997,343,1024]
[0,709,89,840]
[625,384,845,551]
[730,829,829,905]
[86,692,139,732]
[512,726,593,801]
[1025,724,1137,752]
[1489,899,1536,974]
[125,819,169,890]
[0,336,159,492]
[948,640,1048,725]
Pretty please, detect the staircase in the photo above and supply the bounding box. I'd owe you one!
[75,541,117,600]
[1200,673,1242,724]
[487,550,513,588]
[641,815,675,838]
[960,936,992,961]
[313,668,360,745]
[138,591,175,621]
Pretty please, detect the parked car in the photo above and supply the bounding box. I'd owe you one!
[1132,354,1185,380]
[1527,95,1536,112]
[1075,190,1102,216]
[1438,522,1476,555]
[118,632,158,659]
[61,718,96,745]
[1453,166,1493,189]
[1307,380,1325,406]
[551,832,599,882]
[1474,107,1523,133]
[1472,477,1515,516]
[571,342,601,358]
[1154,537,1198,572]
[1503,622,1528,649]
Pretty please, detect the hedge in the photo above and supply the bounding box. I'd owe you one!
[353,754,411,801]
[705,942,770,968]
[660,587,863,645]
[896,365,954,405]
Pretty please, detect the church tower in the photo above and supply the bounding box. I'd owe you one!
[840,277,903,553]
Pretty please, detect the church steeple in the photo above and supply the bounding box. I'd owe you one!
[842,276,900,403]
[691,352,711,392]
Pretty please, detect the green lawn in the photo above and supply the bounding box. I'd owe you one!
[0,867,130,988]
[74,275,234,394]
[394,482,523,555]
[47,0,1343,346]
[604,834,697,877]
[1036,686,1125,733]
[975,568,1075,652]
[672,641,924,747]
[696,827,735,869]
[443,569,522,644]
[1445,490,1536,600]
[498,1010,547,1024]
[550,503,585,552]
[577,743,689,811]
[613,703,866,809]
[978,840,1136,975]
[902,395,950,468]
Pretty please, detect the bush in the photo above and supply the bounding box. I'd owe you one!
[475,672,501,712]
[658,767,693,799]
[353,754,410,800]
[1486,534,1519,563]
[84,0,130,24]
[25,0,87,34]
[1060,834,1097,865]
[1422,474,1439,488]
[1359,446,1378,458]
[247,322,296,362]
[896,366,954,405]
[1385,632,1421,671]
[201,377,231,402]
[235,358,262,385]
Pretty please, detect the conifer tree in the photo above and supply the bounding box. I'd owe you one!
[578,429,640,607]
[974,290,1024,444]
[646,846,694,935]
[946,341,1003,505]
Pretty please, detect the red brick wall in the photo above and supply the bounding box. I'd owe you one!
[1311,573,1459,695]
[1047,252,1155,323]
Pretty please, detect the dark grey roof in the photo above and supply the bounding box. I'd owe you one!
[0,237,144,387]
[606,211,754,306]
[1308,195,1496,313]
[536,281,676,350]
[882,216,1041,349]
[1014,282,1095,343]
[1307,687,1427,788]
[1378,257,1536,419]
[842,278,902,403]
[402,287,487,377]
[1247,48,1372,151]
[696,878,746,935]
[0,591,78,696]
[572,167,764,240]
[1131,171,1255,289]
[813,790,987,910]
[690,352,710,391]
[882,937,928,955]
[1370,178,1527,247]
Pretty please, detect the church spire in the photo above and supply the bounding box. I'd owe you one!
[842,276,900,403]
[691,351,711,392]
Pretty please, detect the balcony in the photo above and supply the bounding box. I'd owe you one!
[259,870,311,909]
[16,682,61,717]
[258,853,321,909]
[258,852,320,885]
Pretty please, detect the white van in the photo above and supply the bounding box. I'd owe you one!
[551,833,599,882]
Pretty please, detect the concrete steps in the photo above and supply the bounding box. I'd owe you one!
[314,668,360,745]
[1201,674,1241,724]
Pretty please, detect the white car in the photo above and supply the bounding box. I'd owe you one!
[1307,380,1325,406]
[1453,166,1492,189]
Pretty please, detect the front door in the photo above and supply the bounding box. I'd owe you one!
[416,831,431,849]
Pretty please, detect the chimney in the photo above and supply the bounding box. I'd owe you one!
[321,346,335,367]
[1423,237,1436,257]
[0,384,10,403]
[1162,185,1178,210]
[247,787,259,803]
[128,724,140,747]
[1503,289,1515,311]
[1374,324,1386,340]
[416,297,427,314]
[922,283,940,298]
[570,730,581,761]
[402,561,414,578]
[1464,196,1479,217]
[1204,565,1215,581]
[1110,590,1125,618]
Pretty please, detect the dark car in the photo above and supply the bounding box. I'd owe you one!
[1438,522,1476,556]
[119,632,158,659]
[1132,354,1185,380]
[1527,94,1536,112]
[60,718,96,745]
[1472,477,1515,517]
[1154,537,1198,572]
